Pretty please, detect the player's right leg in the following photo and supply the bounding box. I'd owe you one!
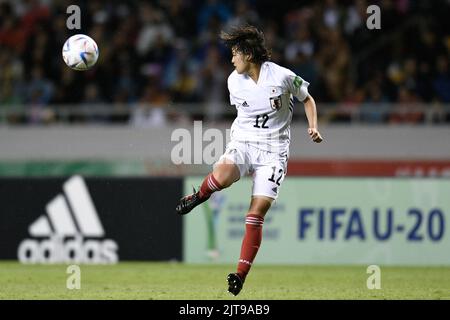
[175,158,241,215]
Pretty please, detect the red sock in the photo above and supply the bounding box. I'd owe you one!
[237,214,264,281]
[199,173,223,199]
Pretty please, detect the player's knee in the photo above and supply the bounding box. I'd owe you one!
[213,172,234,188]
[249,196,273,217]
[247,210,267,218]
[213,165,240,188]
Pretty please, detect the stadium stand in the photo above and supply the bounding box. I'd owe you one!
[0,0,449,125]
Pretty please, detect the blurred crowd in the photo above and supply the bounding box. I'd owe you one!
[0,0,449,125]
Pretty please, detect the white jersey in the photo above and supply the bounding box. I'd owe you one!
[227,61,309,154]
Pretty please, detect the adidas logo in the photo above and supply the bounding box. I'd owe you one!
[17,175,119,264]
[242,101,249,107]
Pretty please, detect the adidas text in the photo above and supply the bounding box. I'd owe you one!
[18,234,118,264]
[17,175,119,264]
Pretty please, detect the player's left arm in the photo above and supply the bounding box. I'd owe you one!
[284,71,323,143]
[302,94,323,143]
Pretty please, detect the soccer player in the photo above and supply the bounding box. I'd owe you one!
[176,25,323,296]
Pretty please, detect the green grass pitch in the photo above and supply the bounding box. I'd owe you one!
[0,262,449,299]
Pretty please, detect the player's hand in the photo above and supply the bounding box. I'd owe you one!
[308,128,323,143]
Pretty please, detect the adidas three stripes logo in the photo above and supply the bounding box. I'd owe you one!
[29,175,104,237]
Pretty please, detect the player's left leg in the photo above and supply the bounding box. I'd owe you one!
[237,195,272,279]
[228,148,287,296]
[227,195,273,296]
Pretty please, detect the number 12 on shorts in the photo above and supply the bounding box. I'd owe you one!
[268,166,284,186]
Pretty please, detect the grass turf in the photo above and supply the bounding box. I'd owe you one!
[0,262,449,300]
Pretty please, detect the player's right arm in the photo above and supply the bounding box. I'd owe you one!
[227,71,238,108]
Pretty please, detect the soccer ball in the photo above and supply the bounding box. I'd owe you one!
[62,34,99,71]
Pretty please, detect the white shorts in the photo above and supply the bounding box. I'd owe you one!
[214,141,288,199]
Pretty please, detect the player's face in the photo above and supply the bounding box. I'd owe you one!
[231,48,249,74]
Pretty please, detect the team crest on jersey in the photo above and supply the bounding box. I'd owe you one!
[270,95,282,110]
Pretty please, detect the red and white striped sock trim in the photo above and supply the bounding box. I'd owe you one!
[207,174,221,191]
[239,259,252,266]
[199,173,223,199]
[245,214,264,226]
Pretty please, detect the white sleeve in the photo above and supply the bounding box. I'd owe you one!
[228,74,237,106]
[229,93,237,106]
[284,70,310,102]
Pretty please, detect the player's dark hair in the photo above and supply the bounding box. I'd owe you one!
[220,25,271,65]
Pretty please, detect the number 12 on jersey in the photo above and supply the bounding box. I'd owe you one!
[254,114,269,129]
